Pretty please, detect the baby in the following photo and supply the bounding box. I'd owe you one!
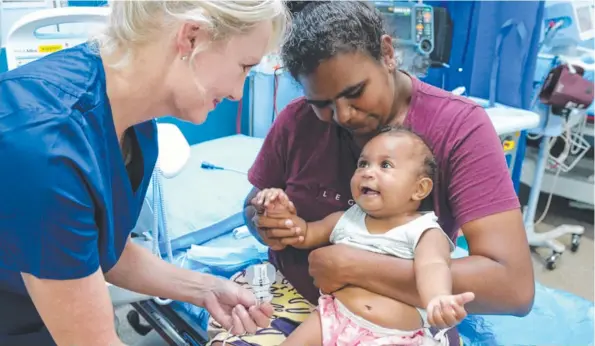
[255,126,475,346]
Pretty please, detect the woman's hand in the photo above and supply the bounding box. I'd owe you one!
[308,244,356,294]
[250,190,305,250]
[200,276,274,335]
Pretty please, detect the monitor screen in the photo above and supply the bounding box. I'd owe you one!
[381,7,412,41]
[575,3,593,35]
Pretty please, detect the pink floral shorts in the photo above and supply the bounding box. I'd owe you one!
[318,295,448,346]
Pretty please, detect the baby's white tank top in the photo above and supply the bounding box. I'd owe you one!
[330,204,455,259]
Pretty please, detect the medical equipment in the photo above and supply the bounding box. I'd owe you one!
[108,122,193,310]
[1,0,75,72]
[245,262,276,304]
[219,263,275,346]
[1,0,57,47]
[375,1,453,77]
[146,122,192,276]
[541,0,594,52]
[375,2,435,55]
[518,0,594,269]
[4,6,108,70]
[539,63,594,111]
[148,123,191,306]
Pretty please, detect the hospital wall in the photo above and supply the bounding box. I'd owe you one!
[159,83,252,145]
[159,72,304,145]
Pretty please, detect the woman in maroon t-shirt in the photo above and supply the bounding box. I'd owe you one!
[209,2,534,345]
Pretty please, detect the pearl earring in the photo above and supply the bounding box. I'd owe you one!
[181,56,188,61]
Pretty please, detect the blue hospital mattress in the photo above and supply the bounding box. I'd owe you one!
[158,134,264,242]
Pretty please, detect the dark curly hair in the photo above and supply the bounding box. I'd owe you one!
[281,1,387,80]
[378,125,438,181]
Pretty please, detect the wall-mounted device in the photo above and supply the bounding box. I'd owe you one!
[374,1,452,77]
[375,1,435,55]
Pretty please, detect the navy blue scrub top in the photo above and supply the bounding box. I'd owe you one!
[0,43,158,342]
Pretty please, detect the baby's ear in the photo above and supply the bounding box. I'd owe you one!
[412,177,433,201]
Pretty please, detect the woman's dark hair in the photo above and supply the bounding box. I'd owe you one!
[281,1,386,80]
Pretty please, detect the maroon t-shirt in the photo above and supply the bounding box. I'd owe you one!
[248,76,520,328]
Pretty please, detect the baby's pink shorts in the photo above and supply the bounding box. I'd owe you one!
[318,294,447,346]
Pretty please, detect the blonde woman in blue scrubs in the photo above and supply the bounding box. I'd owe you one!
[0,1,288,345]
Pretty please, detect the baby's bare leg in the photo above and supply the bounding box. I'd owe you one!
[281,310,323,346]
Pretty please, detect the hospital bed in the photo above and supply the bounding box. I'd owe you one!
[3,5,593,346]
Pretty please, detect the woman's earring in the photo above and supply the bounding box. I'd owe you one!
[181,56,188,61]
[388,63,394,71]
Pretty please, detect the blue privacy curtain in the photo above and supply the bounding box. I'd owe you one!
[422,0,545,191]
[422,0,544,109]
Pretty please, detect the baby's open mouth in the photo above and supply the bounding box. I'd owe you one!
[361,186,380,195]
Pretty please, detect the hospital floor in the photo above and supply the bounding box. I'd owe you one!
[115,183,595,345]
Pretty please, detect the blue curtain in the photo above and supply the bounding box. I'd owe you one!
[422,1,545,192]
[422,0,545,110]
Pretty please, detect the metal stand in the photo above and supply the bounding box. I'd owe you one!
[523,128,585,270]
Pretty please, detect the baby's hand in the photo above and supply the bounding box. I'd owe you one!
[253,188,293,214]
[426,292,475,329]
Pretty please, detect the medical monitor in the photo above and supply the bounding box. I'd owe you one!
[574,2,594,40]
[544,0,594,47]
[374,1,434,55]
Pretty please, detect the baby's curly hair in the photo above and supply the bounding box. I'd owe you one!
[377,125,438,181]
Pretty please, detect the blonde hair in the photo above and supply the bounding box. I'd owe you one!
[94,0,289,69]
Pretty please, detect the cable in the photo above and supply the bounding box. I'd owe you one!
[533,115,571,226]
[272,66,282,123]
[533,166,562,226]
[527,20,565,141]
[200,161,247,175]
[151,167,173,305]
[221,326,234,346]
[236,98,243,134]
[570,112,589,156]
[220,299,265,346]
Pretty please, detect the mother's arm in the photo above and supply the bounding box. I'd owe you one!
[310,209,533,316]
[309,107,535,317]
